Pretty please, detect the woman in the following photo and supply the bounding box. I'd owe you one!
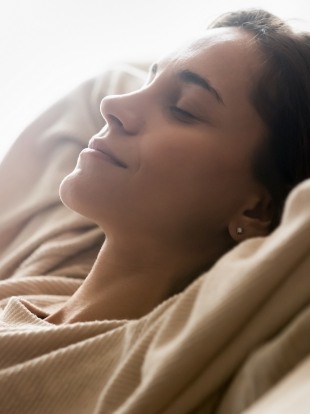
[43,9,310,323]
[0,9,310,414]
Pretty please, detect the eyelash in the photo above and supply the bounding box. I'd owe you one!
[144,63,157,85]
[151,63,158,75]
[170,106,196,123]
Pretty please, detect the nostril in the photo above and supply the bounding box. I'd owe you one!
[107,114,123,128]
[100,95,141,135]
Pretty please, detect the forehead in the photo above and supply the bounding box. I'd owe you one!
[177,27,254,57]
[162,27,261,104]
[169,27,259,69]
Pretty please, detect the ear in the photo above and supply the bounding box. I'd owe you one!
[228,188,274,243]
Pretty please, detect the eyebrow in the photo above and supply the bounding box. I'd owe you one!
[177,69,225,105]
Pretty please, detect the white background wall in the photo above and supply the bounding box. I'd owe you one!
[0,0,309,160]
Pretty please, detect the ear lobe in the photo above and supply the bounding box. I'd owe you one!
[228,192,274,242]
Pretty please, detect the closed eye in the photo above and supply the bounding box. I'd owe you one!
[170,106,197,123]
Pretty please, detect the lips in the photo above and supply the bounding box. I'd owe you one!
[88,138,128,168]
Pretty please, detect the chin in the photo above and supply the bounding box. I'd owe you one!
[59,168,110,229]
[59,169,87,215]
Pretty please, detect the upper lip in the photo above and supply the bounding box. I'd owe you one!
[88,138,128,168]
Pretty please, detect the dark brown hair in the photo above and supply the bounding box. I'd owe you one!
[209,9,310,229]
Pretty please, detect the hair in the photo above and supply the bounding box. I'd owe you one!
[209,9,310,230]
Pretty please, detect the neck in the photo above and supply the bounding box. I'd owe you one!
[45,235,217,324]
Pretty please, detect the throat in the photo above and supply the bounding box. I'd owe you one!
[44,237,211,324]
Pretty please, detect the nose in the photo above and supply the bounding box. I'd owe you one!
[100,92,145,136]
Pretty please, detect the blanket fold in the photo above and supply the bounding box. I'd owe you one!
[0,64,146,280]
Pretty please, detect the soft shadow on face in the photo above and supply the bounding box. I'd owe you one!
[60,27,269,259]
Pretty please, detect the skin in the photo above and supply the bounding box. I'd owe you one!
[46,27,272,324]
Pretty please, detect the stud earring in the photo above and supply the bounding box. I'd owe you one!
[236,227,243,235]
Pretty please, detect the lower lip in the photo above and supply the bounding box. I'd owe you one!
[80,148,120,166]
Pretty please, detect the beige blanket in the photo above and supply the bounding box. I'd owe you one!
[0,64,309,414]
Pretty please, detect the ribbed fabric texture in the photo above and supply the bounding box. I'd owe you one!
[0,64,309,413]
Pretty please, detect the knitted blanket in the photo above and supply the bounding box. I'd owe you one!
[0,64,309,414]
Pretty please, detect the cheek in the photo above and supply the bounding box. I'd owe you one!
[140,133,238,193]
[135,130,256,225]
[133,138,242,222]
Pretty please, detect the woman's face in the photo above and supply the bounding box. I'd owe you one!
[61,27,267,250]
